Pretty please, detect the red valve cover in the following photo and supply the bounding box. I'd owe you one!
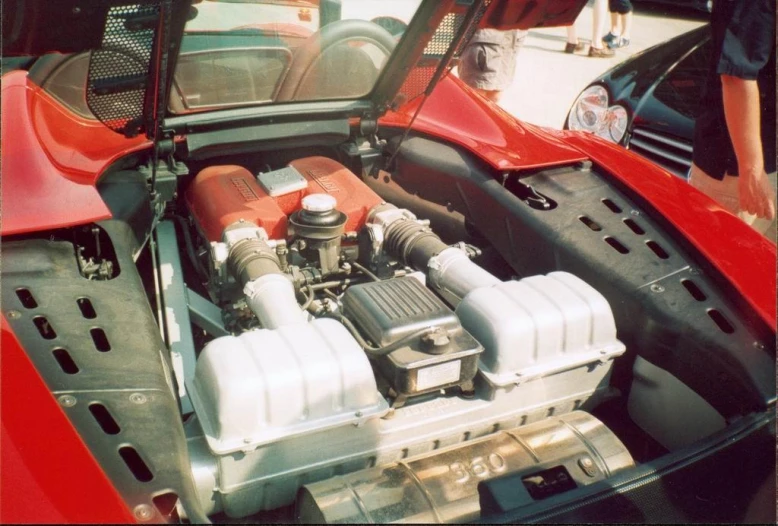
[186,156,383,241]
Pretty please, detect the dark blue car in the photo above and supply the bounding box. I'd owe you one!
[566,25,711,179]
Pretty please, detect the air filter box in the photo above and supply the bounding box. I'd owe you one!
[343,277,483,397]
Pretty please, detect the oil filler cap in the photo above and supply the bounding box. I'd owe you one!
[302,194,337,213]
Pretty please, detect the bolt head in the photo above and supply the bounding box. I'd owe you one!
[630,209,640,216]
[650,284,665,293]
[134,504,154,521]
[7,311,21,319]
[59,395,77,407]
[421,328,450,350]
[578,456,597,477]
[129,393,148,404]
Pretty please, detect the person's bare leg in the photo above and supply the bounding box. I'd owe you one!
[609,12,621,37]
[591,0,608,49]
[566,24,577,45]
[564,24,584,52]
[621,11,632,40]
[589,0,614,56]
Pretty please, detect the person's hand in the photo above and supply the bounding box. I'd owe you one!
[738,167,776,220]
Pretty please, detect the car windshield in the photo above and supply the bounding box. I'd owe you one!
[171,0,423,113]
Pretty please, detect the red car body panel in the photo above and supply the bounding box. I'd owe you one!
[382,74,589,171]
[382,73,776,329]
[1,71,150,237]
[0,321,136,524]
[1,50,774,522]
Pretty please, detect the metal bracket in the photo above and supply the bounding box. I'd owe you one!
[155,221,197,414]
[339,114,386,178]
[141,147,188,204]
[186,287,229,338]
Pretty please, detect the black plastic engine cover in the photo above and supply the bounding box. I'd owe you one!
[343,277,483,396]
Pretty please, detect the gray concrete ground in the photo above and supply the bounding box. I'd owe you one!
[494,1,707,129]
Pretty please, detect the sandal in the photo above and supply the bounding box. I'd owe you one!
[608,37,630,49]
[588,46,615,58]
[564,41,585,54]
[602,32,619,45]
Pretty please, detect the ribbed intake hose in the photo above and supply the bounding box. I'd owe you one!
[383,219,449,271]
[383,218,500,304]
[227,238,306,329]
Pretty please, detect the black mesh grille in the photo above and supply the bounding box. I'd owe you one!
[86,3,160,137]
[398,0,491,104]
[424,13,465,56]
[453,0,492,57]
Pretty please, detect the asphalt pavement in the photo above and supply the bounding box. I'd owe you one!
[493,1,708,129]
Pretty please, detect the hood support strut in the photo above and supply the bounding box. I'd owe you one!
[149,0,175,195]
[386,0,489,169]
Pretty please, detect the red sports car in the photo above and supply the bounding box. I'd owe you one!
[2,0,774,523]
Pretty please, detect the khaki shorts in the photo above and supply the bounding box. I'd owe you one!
[689,163,777,241]
[458,29,527,91]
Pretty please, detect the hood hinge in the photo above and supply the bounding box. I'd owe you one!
[340,115,386,180]
[148,129,188,205]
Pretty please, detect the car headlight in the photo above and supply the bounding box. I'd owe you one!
[568,85,629,144]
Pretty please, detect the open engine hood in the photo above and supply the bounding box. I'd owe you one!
[4,0,130,56]
[4,0,587,140]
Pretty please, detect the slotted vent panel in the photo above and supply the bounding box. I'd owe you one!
[86,3,159,136]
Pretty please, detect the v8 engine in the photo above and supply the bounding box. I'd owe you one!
[180,157,629,519]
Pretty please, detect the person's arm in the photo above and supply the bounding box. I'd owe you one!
[720,74,775,220]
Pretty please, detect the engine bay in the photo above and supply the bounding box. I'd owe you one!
[2,0,775,519]
[3,138,774,524]
[160,155,629,519]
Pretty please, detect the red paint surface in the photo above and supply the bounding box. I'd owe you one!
[187,157,382,241]
[1,71,150,236]
[0,322,135,524]
[383,72,775,328]
[186,165,288,241]
[561,131,777,328]
[382,74,589,171]
[289,157,383,231]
